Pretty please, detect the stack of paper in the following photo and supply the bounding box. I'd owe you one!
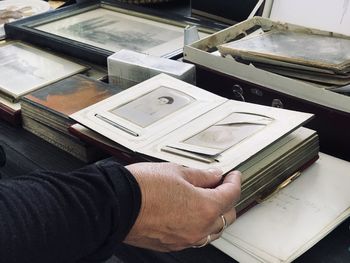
[213,153,350,262]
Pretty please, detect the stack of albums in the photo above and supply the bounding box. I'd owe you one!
[21,75,123,162]
[70,74,319,213]
[0,41,88,125]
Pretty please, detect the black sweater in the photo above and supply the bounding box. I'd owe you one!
[0,159,141,263]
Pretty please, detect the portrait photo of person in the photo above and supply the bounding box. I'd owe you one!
[182,112,274,154]
[110,86,194,127]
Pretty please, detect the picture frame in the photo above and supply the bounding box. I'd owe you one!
[4,0,225,66]
[217,29,350,73]
[0,0,50,40]
[0,41,87,101]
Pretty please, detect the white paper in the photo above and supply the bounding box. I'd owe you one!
[268,0,350,35]
[215,153,350,263]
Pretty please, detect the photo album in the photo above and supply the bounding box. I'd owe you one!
[71,74,319,212]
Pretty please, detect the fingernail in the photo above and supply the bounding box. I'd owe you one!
[231,170,242,182]
[208,168,223,177]
[232,170,242,176]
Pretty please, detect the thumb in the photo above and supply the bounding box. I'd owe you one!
[182,167,223,188]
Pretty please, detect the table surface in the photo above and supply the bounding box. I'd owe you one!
[1,1,350,262]
[0,109,349,263]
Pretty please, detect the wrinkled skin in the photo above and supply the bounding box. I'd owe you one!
[125,162,241,251]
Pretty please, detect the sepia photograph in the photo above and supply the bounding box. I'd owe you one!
[110,86,194,127]
[218,30,350,72]
[181,112,273,155]
[0,42,87,100]
[0,0,50,39]
[35,8,185,57]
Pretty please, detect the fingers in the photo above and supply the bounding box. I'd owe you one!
[209,208,236,241]
[125,162,242,251]
[192,235,211,248]
[213,208,236,234]
[127,162,224,189]
[192,209,236,248]
[191,170,241,248]
[213,170,242,209]
[192,171,240,247]
[195,170,241,216]
[181,166,224,188]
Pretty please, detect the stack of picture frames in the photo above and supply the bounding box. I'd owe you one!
[4,0,226,66]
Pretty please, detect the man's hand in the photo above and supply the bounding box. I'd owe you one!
[124,162,241,251]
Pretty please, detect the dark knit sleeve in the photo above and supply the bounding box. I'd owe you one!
[0,158,141,263]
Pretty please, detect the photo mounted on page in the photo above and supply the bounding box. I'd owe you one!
[164,112,274,160]
[109,86,194,127]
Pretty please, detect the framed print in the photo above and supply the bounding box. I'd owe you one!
[0,0,50,40]
[0,41,87,101]
[5,0,225,66]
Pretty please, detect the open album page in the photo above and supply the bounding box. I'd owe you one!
[70,74,226,151]
[139,99,313,173]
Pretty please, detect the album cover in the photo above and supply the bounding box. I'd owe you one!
[21,74,122,162]
[21,74,123,134]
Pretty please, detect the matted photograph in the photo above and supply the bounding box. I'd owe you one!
[110,86,194,127]
[0,42,87,100]
[171,112,274,156]
[35,8,184,56]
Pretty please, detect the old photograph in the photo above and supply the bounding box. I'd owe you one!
[0,42,86,99]
[110,86,194,127]
[0,0,50,39]
[35,8,184,56]
[218,30,350,72]
[182,112,273,154]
